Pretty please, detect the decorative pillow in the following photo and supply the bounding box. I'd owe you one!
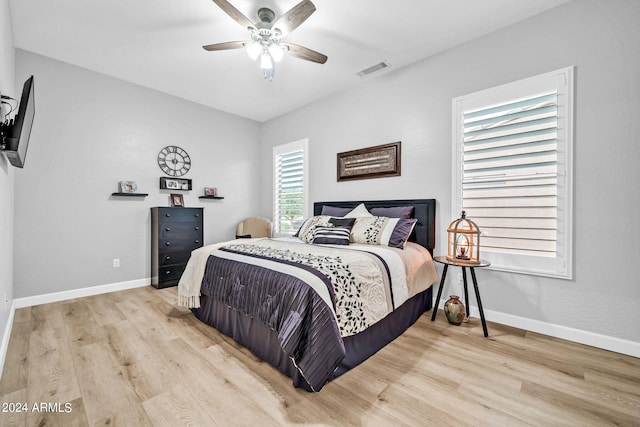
[320,205,352,217]
[312,226,351,245]
[387,218,418,248]
[350,217,418,249]
[370,206,414,219]
[294,215,332,243]
[344,203,374,218]
[328,217,356,229]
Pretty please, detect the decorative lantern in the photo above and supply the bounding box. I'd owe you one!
[447,211,481,265]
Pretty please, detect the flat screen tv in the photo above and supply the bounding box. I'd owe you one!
[1,76,35,168]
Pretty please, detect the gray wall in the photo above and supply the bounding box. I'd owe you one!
[13,50,261,297]
[0,0,15,342]
[260,0,640,344]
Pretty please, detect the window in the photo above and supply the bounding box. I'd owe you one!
[452,67,574,279]
[273,139,309,235]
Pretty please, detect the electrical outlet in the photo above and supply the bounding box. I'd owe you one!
[113,258,120,268]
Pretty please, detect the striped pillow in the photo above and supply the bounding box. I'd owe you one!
[312,226,351,245]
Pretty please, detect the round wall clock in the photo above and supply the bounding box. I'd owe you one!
[157,145,191,177]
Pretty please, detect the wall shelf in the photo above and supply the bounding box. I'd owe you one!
[111,192,149,197]
[198,196,224,200]
[160,177,192,191]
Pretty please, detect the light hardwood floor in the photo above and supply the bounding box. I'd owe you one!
[1,285,639,426]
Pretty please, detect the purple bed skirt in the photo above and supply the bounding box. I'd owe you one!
[192,285,432,391]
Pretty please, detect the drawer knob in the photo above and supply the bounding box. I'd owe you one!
[195,240,200,244]
[165,271,171,275]
[194,226,199,231]
[195,214,200,217]
[165,227,171,231]
[165,256,171,261]
[165,242,171,246]
[165,213,171,217]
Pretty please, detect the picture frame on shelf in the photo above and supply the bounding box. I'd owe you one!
[170,193,184,207]
[160,177,192,191]
[199,188,224,200]
[119,180,137,193]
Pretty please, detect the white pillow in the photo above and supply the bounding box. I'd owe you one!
[344,203,374,218]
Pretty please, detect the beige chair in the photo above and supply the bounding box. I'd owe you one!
[236,216,273,239]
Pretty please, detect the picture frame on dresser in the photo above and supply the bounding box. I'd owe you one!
[170,194,184,207]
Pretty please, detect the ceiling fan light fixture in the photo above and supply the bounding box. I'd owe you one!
[260,52,274,70]
[204,0,327,81]
[263,66,275,81]
[268,44,285,62]
[245,41,262,60]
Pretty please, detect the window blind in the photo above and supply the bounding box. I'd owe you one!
[452,67,573,279]
[462,92,559,257]
[274,145,306,234]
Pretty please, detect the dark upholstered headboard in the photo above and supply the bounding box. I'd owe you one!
[313,199,436,255]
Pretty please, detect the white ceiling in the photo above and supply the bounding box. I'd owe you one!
[9,0,570,122]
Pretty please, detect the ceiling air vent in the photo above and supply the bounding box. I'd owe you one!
[356,61,391,78]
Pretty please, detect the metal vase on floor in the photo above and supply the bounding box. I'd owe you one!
[444,295,466,325]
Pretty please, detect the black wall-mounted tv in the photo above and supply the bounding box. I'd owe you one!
[1,76,35,168]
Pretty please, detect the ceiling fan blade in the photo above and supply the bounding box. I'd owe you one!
[272,0,316,36]
[210,0,254,29]
[202,41,246,51]
[282,43,327,64]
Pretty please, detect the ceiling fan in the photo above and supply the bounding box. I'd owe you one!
[203,0,328,80]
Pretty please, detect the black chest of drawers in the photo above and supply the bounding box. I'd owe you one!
[151,207,203,288]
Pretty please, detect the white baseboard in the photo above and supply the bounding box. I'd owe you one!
[0,301,16,382]
[13,278,150,309]
[438,298,640,358]
[1,278,150,380]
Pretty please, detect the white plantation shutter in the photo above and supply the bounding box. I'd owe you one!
[463,92,559,256]
[453,68,573,279]
[273,139,308,234]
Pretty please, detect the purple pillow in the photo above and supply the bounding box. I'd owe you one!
[388,218,418,248]
[320,205,353,217]
[370,206,414,219]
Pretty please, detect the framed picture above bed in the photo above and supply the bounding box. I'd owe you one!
[337,141,401,181]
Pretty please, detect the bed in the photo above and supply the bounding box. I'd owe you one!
[178,199,438,391]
